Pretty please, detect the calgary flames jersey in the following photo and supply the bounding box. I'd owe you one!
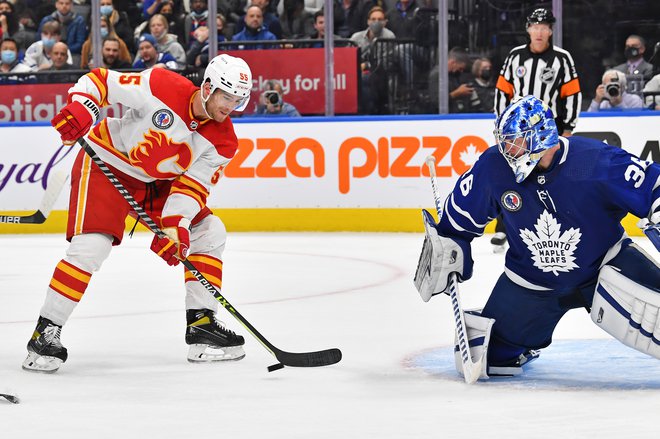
[69,67,238,220]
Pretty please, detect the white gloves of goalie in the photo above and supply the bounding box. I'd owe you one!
[413,209,474,302]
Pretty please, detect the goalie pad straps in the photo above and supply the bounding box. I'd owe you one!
[591,265,660,359]
[454,310,493,381]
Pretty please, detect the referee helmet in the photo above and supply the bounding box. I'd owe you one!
[526,8,555,28]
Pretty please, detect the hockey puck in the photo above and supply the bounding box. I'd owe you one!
[267,363,285,372]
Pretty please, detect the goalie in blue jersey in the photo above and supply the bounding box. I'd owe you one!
[415,95,660,380]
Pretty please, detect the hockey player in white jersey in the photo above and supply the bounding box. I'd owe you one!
[23,54,253,373]
[415,95,660,380]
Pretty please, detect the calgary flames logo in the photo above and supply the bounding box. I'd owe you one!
[129,129,193,178]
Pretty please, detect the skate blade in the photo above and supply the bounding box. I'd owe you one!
[187,344,246,363]
[22,351,63,373]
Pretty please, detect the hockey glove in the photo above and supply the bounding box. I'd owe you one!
[413,209,473,302]
[50,98,98,145]
[150,215,191,266]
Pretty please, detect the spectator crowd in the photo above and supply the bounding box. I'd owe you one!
[0,0,658,115]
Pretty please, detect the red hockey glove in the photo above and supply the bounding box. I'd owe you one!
[50,100,96,145]
[150,215,191,266]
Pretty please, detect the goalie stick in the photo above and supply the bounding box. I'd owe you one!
[424,156,483,384]
[0,171,69,224]
[77,138,341,369]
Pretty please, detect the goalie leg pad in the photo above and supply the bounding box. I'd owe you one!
[591,265,660,359]
[454,310,493,381]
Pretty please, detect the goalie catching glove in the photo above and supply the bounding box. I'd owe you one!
[50,96,99,145]
[150,215,191,266]
[413,209,473,302]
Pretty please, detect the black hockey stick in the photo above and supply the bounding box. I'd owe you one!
[0,171,69,224]
[77,138,341,369]
[0,392,20,404]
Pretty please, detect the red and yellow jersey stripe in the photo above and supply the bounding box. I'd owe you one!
[170,174,210,210]
[184,254,223,288]
[49,260,92,302]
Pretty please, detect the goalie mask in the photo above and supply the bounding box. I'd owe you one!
[201,54,252,115]
[493,95,558,183]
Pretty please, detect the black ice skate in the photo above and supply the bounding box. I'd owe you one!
[490,232,508,253]
[22,316,68,373]
[487,349,540,377]
[185,309,245,362]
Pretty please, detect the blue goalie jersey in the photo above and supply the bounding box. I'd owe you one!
[437,136,660,290]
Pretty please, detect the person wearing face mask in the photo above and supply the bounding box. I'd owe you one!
[613,35,654,84]
[183,0,209,48]
[427,47,480,114]
[0,0,19,41]
[37,0,87,54]
[13,10,38,52]
[80,14,131,69]
[0,37,31,76]
[350,6,395,114]
[470,57,496,113]
[158,0,186,43]
[99,0,135,53]
[22,21,73,71]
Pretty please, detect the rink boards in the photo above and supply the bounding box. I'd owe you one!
[0,112,658,233]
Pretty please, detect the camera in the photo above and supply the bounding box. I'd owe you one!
[605,79,620,98]
[263,90,282,106]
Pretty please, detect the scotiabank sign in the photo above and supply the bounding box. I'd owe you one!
[0,83,124,122]
[225,47,358,115]
[0,48,358,121]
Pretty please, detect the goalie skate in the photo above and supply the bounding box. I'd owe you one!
[22,316,68,373]
[186,309,246,363]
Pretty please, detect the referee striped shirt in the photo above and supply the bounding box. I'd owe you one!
[495,44,582,132]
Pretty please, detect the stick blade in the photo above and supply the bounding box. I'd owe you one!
[275,348,342,368]
[0,393,20,404]
[38,170,69,217]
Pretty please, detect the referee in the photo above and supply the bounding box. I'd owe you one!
[491,7,582,251]
[495,8,582,135]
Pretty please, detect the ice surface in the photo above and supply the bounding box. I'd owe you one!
[0,233,658,437]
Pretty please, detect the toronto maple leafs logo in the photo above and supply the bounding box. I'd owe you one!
[519,210,581,276]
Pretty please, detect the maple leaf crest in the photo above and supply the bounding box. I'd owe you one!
[519,210,581,276]
[459,143,482,167]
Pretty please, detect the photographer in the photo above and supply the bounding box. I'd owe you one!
[588,69,643,111]
[255,79,301,117]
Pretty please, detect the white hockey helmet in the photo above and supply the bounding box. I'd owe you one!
[202,54,252,112]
